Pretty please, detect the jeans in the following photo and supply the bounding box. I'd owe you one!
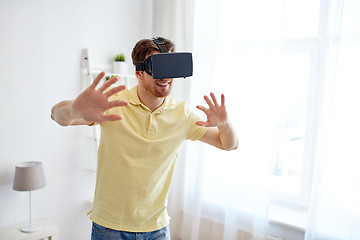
[91,222,171,240]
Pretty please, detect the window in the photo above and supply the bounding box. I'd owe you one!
[195,0,324,209]
[271,0,322,208]
[180,0,360,237]
[271,47,317,208]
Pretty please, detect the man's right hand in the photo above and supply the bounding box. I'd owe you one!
[51,72,128,126]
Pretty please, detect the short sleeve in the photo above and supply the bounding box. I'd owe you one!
[185,107,207,141]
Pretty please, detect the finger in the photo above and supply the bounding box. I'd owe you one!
[196,120,211,127]
[98,76,118,92]
[210,93,219,106]
[105,85,126,98]
[99,114,124,123]
[108,99,129,108]
[91,72,106,89]
[221,94,225,106]
[204,95,214,108]
[196,120,204,126]
[196,105,208,113]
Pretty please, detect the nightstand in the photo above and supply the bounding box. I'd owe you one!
[0,219,58,240]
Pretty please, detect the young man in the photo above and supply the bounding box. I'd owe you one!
[51,37,238,240]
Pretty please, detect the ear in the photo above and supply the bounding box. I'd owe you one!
[135,71,143,80]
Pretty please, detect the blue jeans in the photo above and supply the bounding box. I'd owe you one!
[91,222,171,240]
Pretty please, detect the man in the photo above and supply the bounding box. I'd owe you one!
[51,37,238,240]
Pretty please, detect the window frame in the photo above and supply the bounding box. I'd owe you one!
[270,0,331,208]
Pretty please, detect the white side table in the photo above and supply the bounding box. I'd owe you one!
[0,219,58,240]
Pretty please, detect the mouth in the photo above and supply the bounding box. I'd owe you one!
[156,81,171,87]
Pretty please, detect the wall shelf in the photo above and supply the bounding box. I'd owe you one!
[81,48,136,86]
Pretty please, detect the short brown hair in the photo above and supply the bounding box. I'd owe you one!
[131,37,175,65]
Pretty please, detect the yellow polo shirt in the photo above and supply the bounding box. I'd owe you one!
[90,86,207,232]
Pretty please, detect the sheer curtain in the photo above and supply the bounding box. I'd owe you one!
[305,0,360,239]
[153,0,360,239]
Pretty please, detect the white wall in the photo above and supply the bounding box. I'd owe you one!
[0,0,152,239]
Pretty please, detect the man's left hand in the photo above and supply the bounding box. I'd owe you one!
[196,93,228,127]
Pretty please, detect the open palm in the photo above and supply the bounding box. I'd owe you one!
[196,93,228,127]
[72,72,128,123]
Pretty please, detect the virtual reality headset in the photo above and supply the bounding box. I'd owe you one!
[134,38,193,79]
[135,52,193,79]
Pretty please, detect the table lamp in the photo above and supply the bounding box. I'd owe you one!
[13,161,47,233]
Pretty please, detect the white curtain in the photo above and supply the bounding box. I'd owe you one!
[154,0,360,239]
[305,0,360,239]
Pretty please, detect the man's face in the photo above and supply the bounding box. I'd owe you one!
[140,51,173,98]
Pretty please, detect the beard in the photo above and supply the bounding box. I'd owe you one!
[143,80,173,98]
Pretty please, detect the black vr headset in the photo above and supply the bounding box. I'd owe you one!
[135,38,193,79]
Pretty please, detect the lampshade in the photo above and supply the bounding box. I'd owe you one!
[13,162,46,191]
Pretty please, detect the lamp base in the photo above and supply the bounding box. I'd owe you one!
[21,224,42,233]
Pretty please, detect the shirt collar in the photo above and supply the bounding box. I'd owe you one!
[127,86,169,113]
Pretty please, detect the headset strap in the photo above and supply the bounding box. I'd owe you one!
[151,38,168,53]
[135,62,144,71]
